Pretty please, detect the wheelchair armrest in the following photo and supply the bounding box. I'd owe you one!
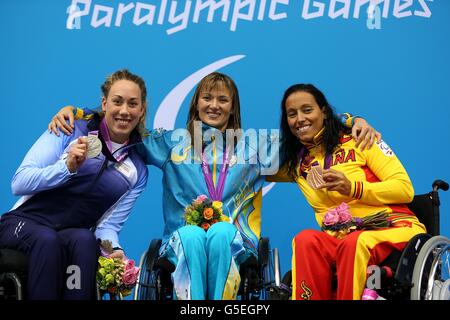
[144,239,175,273]
[239,255,258,271]
[155,257,175,273]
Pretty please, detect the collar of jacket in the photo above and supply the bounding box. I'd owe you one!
[87,113,143,162]
[303,127,325,151]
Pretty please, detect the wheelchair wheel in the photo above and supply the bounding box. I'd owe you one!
[0,273,25,300]
[134,251,160,300]
[410,236,450,300]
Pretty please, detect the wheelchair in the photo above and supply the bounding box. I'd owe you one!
[0,248,119,300]
[0,248,27,300]
[280,179,450,300]
[134,237,285,300]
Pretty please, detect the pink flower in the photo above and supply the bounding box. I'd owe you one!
[323,203,353,226]
[195,195,208,202]
[323,209,340,226]
[335,203,352,224]
[124,258,135,269]
[193,194,208,206]
[122,259,139,286]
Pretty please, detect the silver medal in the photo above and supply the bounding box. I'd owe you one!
[87,135,102,158]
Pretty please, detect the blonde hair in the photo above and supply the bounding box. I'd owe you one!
[100,69,148,137]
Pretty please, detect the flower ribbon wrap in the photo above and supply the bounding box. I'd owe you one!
[184,195,230,231]
[321,203,390,239]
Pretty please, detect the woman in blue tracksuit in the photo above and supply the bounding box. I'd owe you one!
[48,72,377,300]
[0,69,148,299]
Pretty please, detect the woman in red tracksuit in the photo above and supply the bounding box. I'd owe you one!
[271,84,425,300]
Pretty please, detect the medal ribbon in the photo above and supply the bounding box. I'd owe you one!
[99,118,129,162]
[298,147,332,178]
[201,144,231,201]
[88,130,99,137]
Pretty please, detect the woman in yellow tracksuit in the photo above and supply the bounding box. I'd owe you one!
[271,84,425,300]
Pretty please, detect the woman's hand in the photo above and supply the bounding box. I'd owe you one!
[66,136,87,173]
[48,106,76,136]
[109,249,125,260]
[352,117,382,151]
[321,169,351,196]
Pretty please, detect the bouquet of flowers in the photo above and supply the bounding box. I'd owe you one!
[184,195,230,231]
[321,202,390,239]
[96,240,140,298]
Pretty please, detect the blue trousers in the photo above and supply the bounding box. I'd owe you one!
[0,217,98,300]
[161,222,249,300]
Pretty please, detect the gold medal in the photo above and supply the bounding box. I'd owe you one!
[87,135,102,158]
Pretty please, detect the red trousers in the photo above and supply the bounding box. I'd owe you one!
[292,221,425,300]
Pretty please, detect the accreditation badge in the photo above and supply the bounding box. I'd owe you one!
[115,162,132,179]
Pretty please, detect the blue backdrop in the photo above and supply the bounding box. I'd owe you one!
[1,0,449,286]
